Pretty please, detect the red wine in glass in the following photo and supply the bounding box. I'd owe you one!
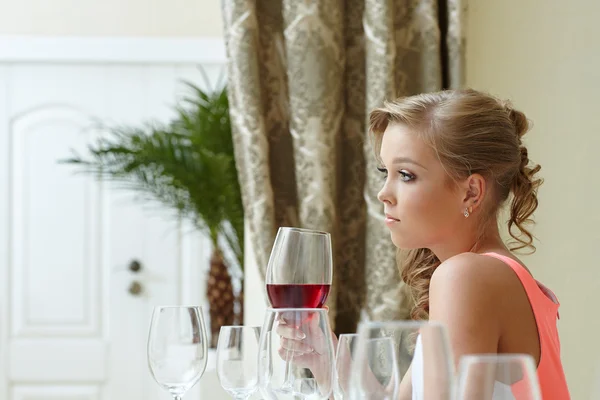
[265,227,333,393]
[266,283,331,309]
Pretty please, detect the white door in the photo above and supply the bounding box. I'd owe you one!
[0,56,229,399]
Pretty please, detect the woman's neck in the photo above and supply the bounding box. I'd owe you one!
[430,220,507,262]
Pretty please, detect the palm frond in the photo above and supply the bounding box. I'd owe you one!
[61,76,244,270]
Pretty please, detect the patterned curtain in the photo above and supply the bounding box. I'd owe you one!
[221,0,466,333]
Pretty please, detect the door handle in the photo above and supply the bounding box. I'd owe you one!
[128,281,143,296]
[129,259,142,273]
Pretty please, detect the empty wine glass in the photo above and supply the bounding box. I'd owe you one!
[348,320,454,400]
[216,325,261,399]
[258,308,336,399]
[147,306,208,400]
[349,336,399,400]
[456,354,542,400]
[334,334,359,399]
[265,227,333,390]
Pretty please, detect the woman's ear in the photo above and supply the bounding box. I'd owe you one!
[462,173,486,213]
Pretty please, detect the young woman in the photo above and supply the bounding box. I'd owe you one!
[278,89,570,399]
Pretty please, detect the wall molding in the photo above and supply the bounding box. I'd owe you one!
[0,36,226,64]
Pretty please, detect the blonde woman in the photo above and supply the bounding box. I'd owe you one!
[278,89,570,399]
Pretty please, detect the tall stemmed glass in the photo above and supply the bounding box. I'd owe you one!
[216,325,261,399]
[265,227,333,392]
[258,308,336,399]
[147,306,208,400]
[348,320,455,400]
[455,354,542,400]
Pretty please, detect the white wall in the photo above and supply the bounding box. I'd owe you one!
[467,1,600,398]
[0,0,223,36]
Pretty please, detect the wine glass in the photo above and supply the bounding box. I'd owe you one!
[265,227,333,390]
[348,320,454,400]
[265,227,333,308]
[334,334,359,399]
[338,334,398,400]
[258,308,336,399]
[216,325,261,399]
[455,354,542,400]
[147,306,208,400]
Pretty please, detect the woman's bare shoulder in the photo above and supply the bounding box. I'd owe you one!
[428,252,522,353]
[430,252,523,309]
[434,251,514,280]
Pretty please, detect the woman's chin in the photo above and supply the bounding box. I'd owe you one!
[390,232,420,250]
[390,233,407,249]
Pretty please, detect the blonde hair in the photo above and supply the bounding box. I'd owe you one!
[369,89,543,320]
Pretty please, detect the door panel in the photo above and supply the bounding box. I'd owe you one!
[0,63,227,399]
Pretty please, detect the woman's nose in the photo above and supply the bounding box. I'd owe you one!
[377,183,395,205]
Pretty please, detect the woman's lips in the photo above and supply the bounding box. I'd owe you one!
[385,214,400,225]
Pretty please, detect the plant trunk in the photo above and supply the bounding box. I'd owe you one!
[206,248,235,348]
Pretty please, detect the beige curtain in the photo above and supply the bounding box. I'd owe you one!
[221,0,466,333]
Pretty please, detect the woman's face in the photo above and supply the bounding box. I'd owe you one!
[377,123,466,250]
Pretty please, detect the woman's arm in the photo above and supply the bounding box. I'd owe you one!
[428,253,505,399]
[398,363,413,400]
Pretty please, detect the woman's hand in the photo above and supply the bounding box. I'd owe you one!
[275,307,338,380]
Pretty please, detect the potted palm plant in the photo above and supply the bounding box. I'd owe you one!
[62,75,244,348]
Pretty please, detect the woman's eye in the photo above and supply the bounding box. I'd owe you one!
[399,170,416,182]
[377,167,415,182]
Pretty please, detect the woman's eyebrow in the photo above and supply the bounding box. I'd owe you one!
[392,156,428,170]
